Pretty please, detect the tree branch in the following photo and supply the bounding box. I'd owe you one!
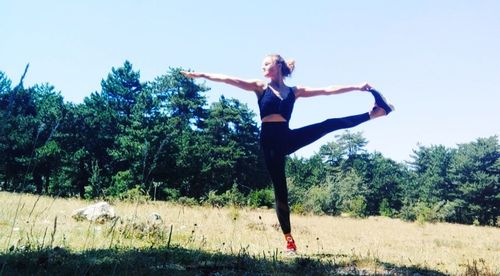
[14,63,30,91]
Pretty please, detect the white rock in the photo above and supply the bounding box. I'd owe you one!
[71,202,116,223]
[148,213,163,224]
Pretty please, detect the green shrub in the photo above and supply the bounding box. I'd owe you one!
[106,170,134,199]
[345,195,368,218]
[162,187,181,201]
[177,196,199,206]
[204,185,246,207]
[379,198,395,217]
[414,202,437,224]
[85,160,104,199]
[122,185,149,203]
[224,184,246,207]
[204,190,225,207]
[290,203,305,215]
[247,188,274,208]
[399,201,442,224]
[49,173,74,197]
[303,185,334,215]
[399,200,416,221]
[434,199,471,223]
[287,180,307,210]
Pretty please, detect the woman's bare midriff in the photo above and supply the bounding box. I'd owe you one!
[261,114,287,123]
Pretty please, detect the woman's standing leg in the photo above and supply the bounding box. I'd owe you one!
[261,146,291,234]
[260,123,298,252]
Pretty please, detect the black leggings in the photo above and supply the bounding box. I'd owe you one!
[260,112,371,234]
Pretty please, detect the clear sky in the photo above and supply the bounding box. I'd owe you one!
[1,1,499,162]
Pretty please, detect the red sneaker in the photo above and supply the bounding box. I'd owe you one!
[285,235,297,253]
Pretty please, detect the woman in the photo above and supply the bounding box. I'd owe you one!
[181,54,394,253]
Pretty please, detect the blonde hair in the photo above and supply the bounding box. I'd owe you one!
[268,54,295,78]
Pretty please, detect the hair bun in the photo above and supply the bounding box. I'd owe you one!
[266,54,295,78]
[286,59,296,73]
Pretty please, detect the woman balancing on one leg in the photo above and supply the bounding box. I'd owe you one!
[181,54,394,253]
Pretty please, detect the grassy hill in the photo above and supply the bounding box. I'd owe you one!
[0,191,498,275]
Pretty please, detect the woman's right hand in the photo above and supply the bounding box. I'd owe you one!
[179,71,264,92]
[180,71,204,79]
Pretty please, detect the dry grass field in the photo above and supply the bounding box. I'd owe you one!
[0,191,498,275]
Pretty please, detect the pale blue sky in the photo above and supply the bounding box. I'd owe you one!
[1,1,499,162]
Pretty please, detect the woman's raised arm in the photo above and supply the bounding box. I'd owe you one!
[181,71,265,93]
[295,83,372,98]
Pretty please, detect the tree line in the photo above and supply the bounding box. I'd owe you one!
[0,62,498,226]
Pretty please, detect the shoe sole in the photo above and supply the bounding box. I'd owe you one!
[369,88,395,114]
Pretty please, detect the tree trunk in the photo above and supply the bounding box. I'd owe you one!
[33,169,43,194]
[44,172,50,194]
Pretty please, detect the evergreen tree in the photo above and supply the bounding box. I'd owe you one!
[364,152,407,215]
[449,136,499,225]
[409,144,456,203]
[0,80,38,191]
[146,68,209,197]
[201,96,266,195]
[0,71,11,94]
[31,84,66,194]
[0,71,12,187]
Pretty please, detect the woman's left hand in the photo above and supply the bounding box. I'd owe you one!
[358,83,372,91]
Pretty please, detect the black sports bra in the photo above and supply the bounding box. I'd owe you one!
[258,86,296,121]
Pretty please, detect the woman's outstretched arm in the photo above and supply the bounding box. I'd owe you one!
[295,83,372,98]
[181,71,265,93]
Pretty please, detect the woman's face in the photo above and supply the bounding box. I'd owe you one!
[261,56,280,79]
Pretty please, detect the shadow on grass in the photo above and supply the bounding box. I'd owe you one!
[0,246,447,275]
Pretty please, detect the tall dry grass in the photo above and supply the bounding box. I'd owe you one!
[0,191,498,274]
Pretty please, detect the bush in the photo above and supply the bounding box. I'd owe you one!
[399,200,416,221]
[106,170,134,199]
[414,202,438,224]
[290,203,305,215]
[433,199,476,224]
[224,184,246,206]
[204,184,246,207]
[344,195,368,218]
[303,185,334,215]
[379,198,396,217]
[162,187,181,201]
[247,188,274,208]
[287,180,308,210]
[122,185,149,203]
[177,196,199,206]
[434,200,456,222]
[204,190,226,207]
[85,160,104,199]
[49,173,74,197]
